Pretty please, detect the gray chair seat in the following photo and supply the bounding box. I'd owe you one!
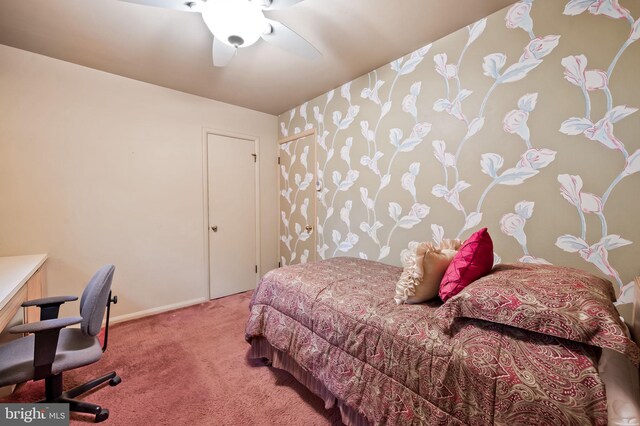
[0,328,102,387]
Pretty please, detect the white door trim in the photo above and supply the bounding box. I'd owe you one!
[202,128,261,300]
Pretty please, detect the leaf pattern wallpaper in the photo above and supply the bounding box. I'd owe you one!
[278,0,640,301]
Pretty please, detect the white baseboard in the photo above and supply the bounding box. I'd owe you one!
[108,297,208,325]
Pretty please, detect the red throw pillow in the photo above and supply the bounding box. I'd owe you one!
[439,228,493,302]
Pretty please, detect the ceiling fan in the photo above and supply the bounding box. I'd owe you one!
[118,0,321,67]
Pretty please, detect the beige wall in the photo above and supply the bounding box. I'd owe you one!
[278,0,640,301]
[0,44,278,319]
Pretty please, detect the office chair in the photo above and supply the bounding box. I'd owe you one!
[0,265,121,423]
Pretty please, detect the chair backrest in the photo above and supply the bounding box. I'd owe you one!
[80,265,115,336]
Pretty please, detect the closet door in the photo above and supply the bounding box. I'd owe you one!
[279,132,316,266]
[208,133,258,298]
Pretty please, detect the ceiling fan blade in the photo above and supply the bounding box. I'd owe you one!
[118,0,199,12]
[212,38,237,67]
[261,19,321,60]
[259,0,305,10]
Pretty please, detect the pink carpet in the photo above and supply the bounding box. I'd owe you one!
[1,291,343,425]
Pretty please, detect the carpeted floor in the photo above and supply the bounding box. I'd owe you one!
[1,291,343,425]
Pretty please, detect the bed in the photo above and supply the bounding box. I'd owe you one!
[245,257,640,425]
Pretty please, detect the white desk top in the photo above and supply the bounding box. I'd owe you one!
[0,254,48,311]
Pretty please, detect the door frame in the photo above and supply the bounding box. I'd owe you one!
[277,128,317,267]
[202,128,261,300]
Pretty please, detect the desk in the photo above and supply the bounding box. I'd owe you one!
[0,254,48,331]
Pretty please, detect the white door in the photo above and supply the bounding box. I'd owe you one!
[207,133,258,299]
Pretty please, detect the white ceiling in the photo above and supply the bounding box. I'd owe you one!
[0,0,515,115]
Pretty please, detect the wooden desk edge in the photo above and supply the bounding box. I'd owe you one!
[0,254,48,312]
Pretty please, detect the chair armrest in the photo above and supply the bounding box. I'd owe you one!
[21,296,78,321]
[9,317,82,334]
[21,295,78,307]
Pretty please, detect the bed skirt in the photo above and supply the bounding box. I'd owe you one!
[248,337,370,426]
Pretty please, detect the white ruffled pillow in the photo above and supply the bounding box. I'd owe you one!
[394,239,461,305]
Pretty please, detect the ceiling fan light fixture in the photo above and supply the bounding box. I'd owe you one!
[202,0,266,48]
[262,22,273,35]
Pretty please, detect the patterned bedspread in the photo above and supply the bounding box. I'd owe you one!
[245,257,608,425]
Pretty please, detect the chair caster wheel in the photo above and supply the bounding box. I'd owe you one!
[109,376,121,386]
[95,409,109,423]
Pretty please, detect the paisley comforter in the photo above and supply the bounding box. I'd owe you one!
[245,257,609,425]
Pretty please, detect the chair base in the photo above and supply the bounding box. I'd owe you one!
[39,371,121,423]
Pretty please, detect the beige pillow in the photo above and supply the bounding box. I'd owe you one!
[394,239,461,305]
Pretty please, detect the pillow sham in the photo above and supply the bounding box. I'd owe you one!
[439,227,493,302]
[437,263,640,366]
[394,239,461,305]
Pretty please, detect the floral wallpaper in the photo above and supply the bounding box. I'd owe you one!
[278,0,640,301]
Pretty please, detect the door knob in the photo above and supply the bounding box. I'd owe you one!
[305,225,313,233]
[211,225,218,232]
